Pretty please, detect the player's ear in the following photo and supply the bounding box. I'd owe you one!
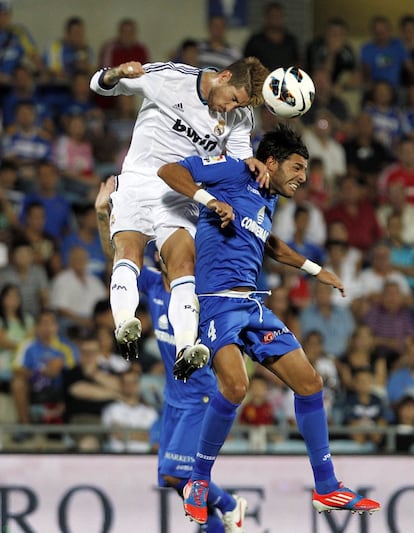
[218,70,232,84]
[266,156,279,172]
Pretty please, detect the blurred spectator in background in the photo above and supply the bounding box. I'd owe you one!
[302,330,339,420]
[265,286,301,339]
[360,15,413,92]
[377,181,414,245]
[0,162,20,251]
[392,394,414,451]
[344,111,394,199]
[198,14,242,70]
[363,81,405,153]
[387,337,414,407]
[170,38,199,66]
[0,0,44,86]
[399,15,414,86]
[11,309,76,433]
[306,17,357,89]
[239,374,274,426]
[337,324,387,398]
[285,205,325,265]
[2,100,53,187]
[61,203,106,280]
[302,110,347,187]
[325,175,383,256]
[102,368,159,453]
[57,71,103,133]
[16,201,59,276]
[401,83,414,136]
[53,114,100,204]
[243,2,299,70]
[299,282,355,358]
[0,241,49,317]
[251,104,280,154]
[2,64,53,133]
[272,181,327,246]
[44,16,94,85]
[382,212,414,290]
[96,325,129,375]
[93,299,115,332]
[362,280,414,368]
[323,238,362,308]
[63,334,121,451]
[19,160,72,240]
[50,246,106,335]
[305,157,330,210]
[378,136,414,204]
[355,243,411,306]
[342,367,388,449]
[99,18,150,68]
[300,67,351,141]
[0,284,34,422]
[106,94,138,171]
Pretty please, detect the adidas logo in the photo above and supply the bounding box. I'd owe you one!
[173,102,184,111]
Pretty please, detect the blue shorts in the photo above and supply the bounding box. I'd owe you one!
[198,294,301,362]
[158,402,207,486]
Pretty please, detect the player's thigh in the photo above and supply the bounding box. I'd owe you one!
[213,345,249,398]
[155,194,198,268]
[264,347,323,396]
[112,230,151,266]
[110,172,160,245]
[159,228,196,280]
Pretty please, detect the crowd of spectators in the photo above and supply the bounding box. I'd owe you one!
[0,1,414,453]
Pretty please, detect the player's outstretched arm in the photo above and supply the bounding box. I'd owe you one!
[95,176,116,261]
[158,163,235,228]
[102,62,146,85]
[90,62,146,95]
[265,233,346,297]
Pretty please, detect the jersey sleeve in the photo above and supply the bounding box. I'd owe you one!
[224,107,254,160]
[89,62,166,98]
[179,155,246,188]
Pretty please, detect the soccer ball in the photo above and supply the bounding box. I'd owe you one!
[262,66,315,119]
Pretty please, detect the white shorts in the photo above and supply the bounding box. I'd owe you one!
[109,171,199,252]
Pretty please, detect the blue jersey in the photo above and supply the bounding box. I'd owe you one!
[138,266,217,408]
[179,155,278,293]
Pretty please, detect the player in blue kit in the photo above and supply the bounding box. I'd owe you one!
[95,178,246,533]
[158,124,381,525]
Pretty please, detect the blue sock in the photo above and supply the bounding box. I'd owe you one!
[294,391,339,494]
[207,482,236,513]
[200,507,225,533]
[193,391,239,481]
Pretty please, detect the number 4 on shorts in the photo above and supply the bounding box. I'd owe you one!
[208,320,217,341]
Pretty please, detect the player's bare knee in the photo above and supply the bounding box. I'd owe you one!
[296,373,323,396]
[222,381,248,404]
[162,475,180,488]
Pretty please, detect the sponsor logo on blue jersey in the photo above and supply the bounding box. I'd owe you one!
[240,206,269,243]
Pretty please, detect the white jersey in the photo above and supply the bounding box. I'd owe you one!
[90,62,255,173]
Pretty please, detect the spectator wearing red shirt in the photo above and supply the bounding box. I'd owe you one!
[325,175,383,255]
[239,375,274,426]
[98,18,150,67]
[378,137,414,205]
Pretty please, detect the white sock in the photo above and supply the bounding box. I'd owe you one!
[169,275,199,354]
[110,259,140,328]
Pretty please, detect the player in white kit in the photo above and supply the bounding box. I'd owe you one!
[90,57,269,366]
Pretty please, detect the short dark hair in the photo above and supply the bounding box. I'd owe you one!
[256,124,309,163]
